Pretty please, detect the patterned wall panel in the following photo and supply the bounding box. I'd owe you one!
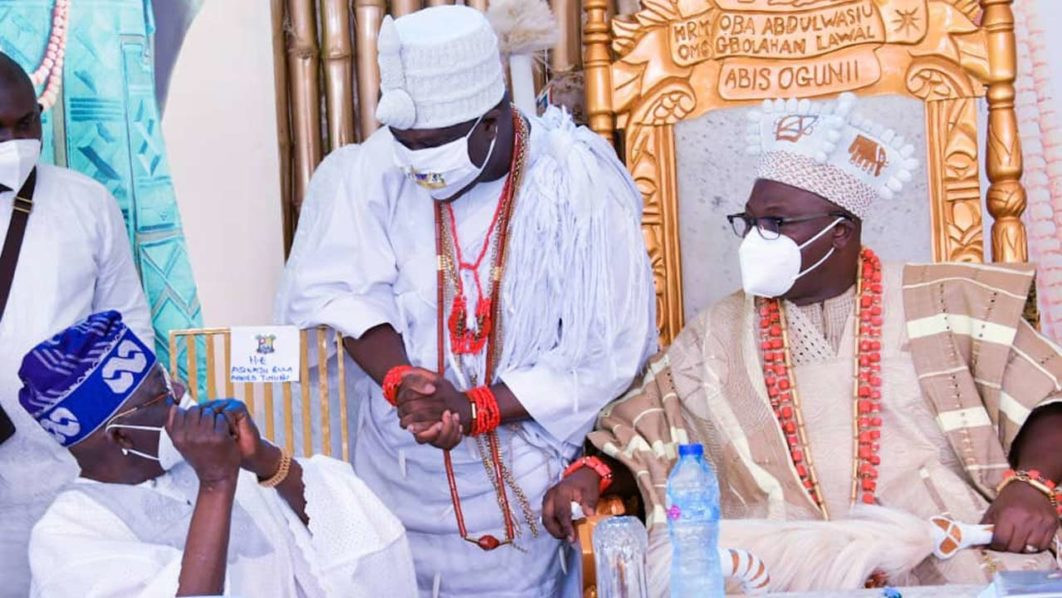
[0,0,205,388]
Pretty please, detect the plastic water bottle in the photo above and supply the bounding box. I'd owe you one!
[667,443,724,597]
[592,516,649,598]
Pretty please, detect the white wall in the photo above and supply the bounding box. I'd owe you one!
[163,1,285,327]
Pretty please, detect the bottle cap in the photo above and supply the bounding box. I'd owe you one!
[678,443,704,457]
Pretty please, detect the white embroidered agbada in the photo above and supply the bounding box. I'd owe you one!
[275,106,656,597]
[0,163,152,596]
[28,457,415,598]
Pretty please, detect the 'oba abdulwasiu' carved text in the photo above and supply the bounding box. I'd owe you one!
[670,0,885,66]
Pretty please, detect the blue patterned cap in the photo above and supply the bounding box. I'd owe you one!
[18,311,158,447]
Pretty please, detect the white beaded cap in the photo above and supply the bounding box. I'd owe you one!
[745,93,920,218]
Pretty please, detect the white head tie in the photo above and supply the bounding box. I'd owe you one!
[745,93,920,219]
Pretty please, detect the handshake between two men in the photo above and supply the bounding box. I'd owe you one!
[392,367,474,450]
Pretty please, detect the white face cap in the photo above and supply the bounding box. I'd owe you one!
[393,4,486,45]
[376,5,505,131]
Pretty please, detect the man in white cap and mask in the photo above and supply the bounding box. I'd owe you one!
[543,94,1062,592]
[275,4,656,596]
[0,51,152,596]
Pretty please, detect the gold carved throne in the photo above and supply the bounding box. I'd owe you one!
[575,1,1030,593]
[582,0,1030,344]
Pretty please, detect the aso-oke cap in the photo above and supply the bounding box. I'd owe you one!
[745,93,920,219]
[376,5,506,130]
[18,311,157,447]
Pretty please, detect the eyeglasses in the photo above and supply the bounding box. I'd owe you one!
[109,390,176,424]
[726,211,850,240]
[108,372,178,425]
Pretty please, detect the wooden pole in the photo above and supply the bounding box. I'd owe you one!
[391,0,421,16]
[286,0,323,214]
[982,0,1028,262]
[269,0,295,251]
[354,0,386,138]
[583,0,614,143]
[321,0,356,150]
[550,0,581,73]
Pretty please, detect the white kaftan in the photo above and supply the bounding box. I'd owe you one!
[28,456,415,598]
[0,164,152,597]
[275,107,656,597]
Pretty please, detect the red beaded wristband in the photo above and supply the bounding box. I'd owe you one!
[466,386,500,435]
[382,365,413,407]
[998,469,1062,517]
[563,456,613,494]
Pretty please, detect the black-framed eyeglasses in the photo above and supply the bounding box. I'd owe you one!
[726,211,850,240]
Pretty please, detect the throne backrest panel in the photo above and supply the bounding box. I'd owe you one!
[582,0,1029,344]
[676,97,936,315]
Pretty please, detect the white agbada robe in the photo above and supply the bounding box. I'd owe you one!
[276,107,657,597]
[28,456,415,598]
[0,163,153,597]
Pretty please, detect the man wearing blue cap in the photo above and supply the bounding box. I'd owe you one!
[20,311,416,597]
[0,52,154,595]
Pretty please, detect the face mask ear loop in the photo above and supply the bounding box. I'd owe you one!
[463,110,498,169]
[105,423,164,462]
[796,246,835,279]
[463,112,487,142]
[796,217,845,250]
[433,122,499,202]
[106,423,163,433]
[795,217,845,278]
[122,447,161,462]
[475,131,497,171]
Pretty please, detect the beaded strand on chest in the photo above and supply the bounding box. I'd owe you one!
[432,111,537,550]
[757,247,885,519]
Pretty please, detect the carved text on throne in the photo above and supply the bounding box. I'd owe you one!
[667,0,926,99]
[719,47,881,98]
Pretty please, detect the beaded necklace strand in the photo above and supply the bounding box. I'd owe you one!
[758,247,884,519]
[434,111,537,550]
[29,0,71,110]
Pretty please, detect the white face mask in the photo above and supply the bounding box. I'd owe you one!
[392,113,497,201]
[738,217,844,298]
[0,139,41,193]
[105,393,195,471]
[105,423,183,471]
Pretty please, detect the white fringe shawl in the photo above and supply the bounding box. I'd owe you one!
[482,107,645,396]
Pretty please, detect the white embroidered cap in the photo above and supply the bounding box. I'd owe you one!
[745,93,920,219]
[376,5,506,130]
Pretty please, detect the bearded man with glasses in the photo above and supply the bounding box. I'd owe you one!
[19,311,415,597]
[542,94,1062,592]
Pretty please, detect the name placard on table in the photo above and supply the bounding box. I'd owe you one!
[229,326,301,383]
